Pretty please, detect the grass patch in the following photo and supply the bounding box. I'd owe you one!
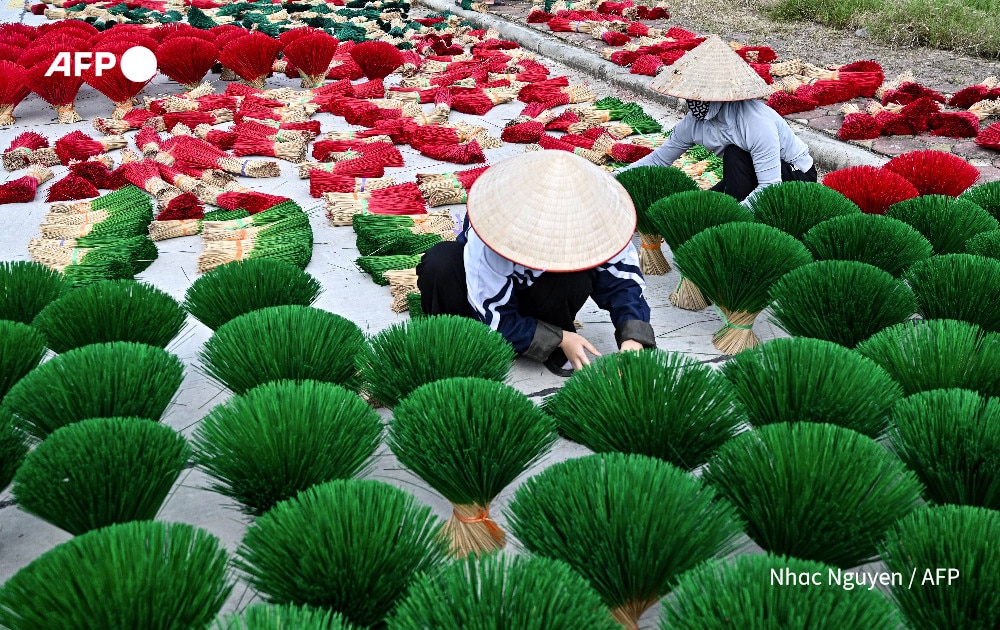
[766,0,1000,58]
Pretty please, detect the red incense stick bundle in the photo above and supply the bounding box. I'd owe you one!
[54,131,127,165]
[215,190,290,213]
[309,172,395,197]
[417,139,486,165]
[219,32,284,89]
[169,136,281,178]
[233,136,307,163]
[45,173,100,202]
[68,156,116,188]
[0,61,31,126]
[155,36,219,90]
[0,165,52,204]
[25,60,85,123]
[3,132,50,171]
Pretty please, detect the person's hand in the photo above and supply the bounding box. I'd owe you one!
[559,331,602,370]
[620,339,644,352]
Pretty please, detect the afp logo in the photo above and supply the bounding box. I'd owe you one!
[45,46,158,82]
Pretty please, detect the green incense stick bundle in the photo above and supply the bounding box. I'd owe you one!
[879,506,1000,630]
[803,213,932,276]
[12,417,190,535]
[4,341,184,441]
[616,165,699,275]
[703,422,924,567]
[31,279,186,353]
[646,190,752,310]
[235,479,448,627]
[507,453,744,629]
[200,305,365,394]
[674,222,812,354]
[0,521,232,630]
[183,259,322,330]
[904,253,1000,332]
[769,260,916,347]
[543,350,745,469]
[749,180,860,239]
[0,260,70,324]
[389,554,619,630]
[390,377,556,556]
[722,337,902,438]
[886,194,998,254]
[357,315,515,407]
[659,553,904,629]
[194,380,382,517]
[0,320,47,399]
[889,388,1000,509]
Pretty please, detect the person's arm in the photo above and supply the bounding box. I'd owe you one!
[740,119,784,208]
[464,232,563,361]
[590,244,656,349]
[617,116,695,172]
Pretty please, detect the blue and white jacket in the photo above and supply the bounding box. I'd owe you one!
[458,217,656,361]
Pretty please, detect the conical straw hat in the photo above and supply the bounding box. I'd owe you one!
[467,151,636,271]
[649,34,771,101]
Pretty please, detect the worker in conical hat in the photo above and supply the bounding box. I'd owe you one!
[623,35,817,204]
[416,150,656,377]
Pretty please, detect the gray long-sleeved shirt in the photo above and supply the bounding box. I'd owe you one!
[623,100,814,205]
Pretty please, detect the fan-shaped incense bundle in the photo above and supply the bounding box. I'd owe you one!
[965,229,1000,259]
[647,190,752,310]
[544,349,745,468]
[235,479,447,627]
[508,453,744,629]
[31,279,186,353]
[884,150,980,197]
[0,260,70,324]
[389,554,620,630]
[616,166,699,275]
[855,319,1000,397]
[155,36,219,89]
[802,213,932,276]
[660,553,904,629]
[3,341,184,441]
[960,181,1000,220]
[887,195,998,254]
[674,222,813,354]
[194,380,382,517]
[769,260,916,347]
[390,377,556,556]
[823,165,919,215]
[904,254,1000,332]
[704,422,923,567]
[183,258,321,330]
[0,320,46,401]
[889,389,1000,510]
[357,315,515,408]
[25,60,85,123]
[722,336,902,437]
[0,60,31,125]
[220,32,284,89]
[880,506,1000,630]
[12,417,190,535]
[0,521,232,629]
[749,181,861,239]
[200,305,365,394]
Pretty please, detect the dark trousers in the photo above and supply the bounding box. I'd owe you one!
[710,146,819,202]
[416,240,595,337]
